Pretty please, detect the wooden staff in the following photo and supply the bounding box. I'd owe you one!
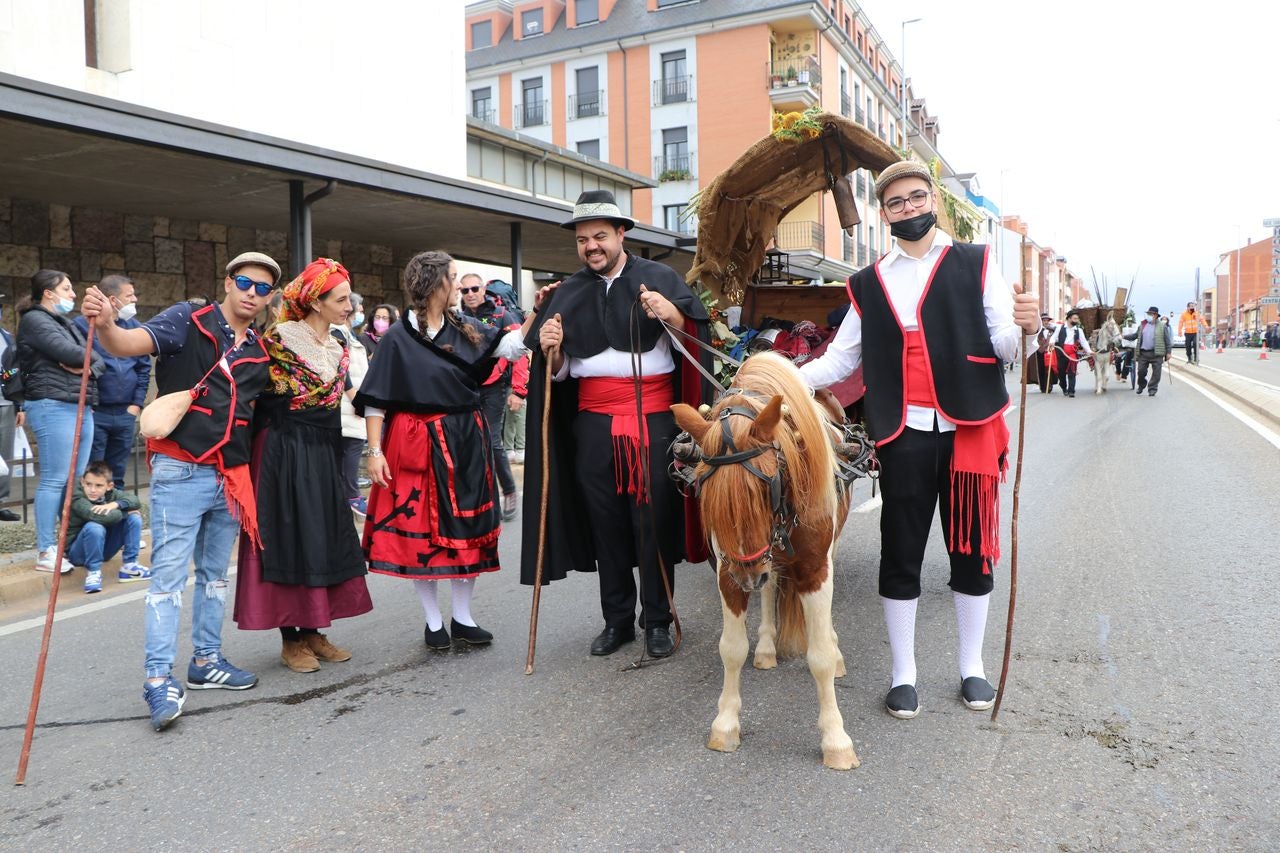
[525,351,555,674]
[16,325,96,784]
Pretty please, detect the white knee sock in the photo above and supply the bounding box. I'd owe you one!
[414,579,443,631]
[450,577,476,627]
[881,596,918,688]
[953,591,990,681]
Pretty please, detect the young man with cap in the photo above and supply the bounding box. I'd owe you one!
[1033,312,1056,394]
[798,159,1041,720]
[1049,309,1093,398]
[523,190,712,659]
[82,251,280,730]
[1177,302,1208,364]
[1124,306,1172,396]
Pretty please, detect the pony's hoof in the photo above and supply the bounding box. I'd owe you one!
[823,742,859,770]
[834,658,847,678]
[753,652,777,670]
[708,726,741,753]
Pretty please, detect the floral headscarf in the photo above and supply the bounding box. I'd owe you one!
[280,257,351,322]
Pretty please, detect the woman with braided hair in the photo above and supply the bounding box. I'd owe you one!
[233,257,372,674]
[355,251,535,649]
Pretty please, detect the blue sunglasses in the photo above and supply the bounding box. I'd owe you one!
[231,275,274,297]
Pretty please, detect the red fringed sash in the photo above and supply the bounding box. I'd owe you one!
[147,438,262,550]
[578,375,674,503]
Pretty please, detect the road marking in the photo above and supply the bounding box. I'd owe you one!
[1191,363,1280,393]
[1177,372,1280,451]
[0,565,238,638]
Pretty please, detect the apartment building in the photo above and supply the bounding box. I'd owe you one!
[465,0,920,283]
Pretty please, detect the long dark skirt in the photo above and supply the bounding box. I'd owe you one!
[234,402,371,630]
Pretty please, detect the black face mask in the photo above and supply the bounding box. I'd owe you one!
[889,210,937,242]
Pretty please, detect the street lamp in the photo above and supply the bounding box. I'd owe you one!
[900,18,922,150]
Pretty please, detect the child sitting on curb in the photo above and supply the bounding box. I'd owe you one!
[67,460,151,593]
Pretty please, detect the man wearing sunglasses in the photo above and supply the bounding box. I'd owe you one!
[81,251,281,731]
[799,160,1041,722]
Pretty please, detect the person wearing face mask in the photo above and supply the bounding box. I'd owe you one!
[1177,302,1208,364]
[359,303,399,359]
[233,258,372,674]
[1124,306,1172,396]
[1049,309,1093,398]
[74,275,151,489]
[17,269,105,574]
[798,159,1042,721]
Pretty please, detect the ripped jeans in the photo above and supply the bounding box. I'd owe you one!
[143,455,241,679]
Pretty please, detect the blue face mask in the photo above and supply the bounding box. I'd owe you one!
[351,311,365,328]
[55,297,75,314]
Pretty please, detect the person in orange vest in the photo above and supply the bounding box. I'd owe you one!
[1177,302,1209,364]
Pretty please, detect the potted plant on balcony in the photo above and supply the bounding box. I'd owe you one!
[659,167,692,182]
[785,69,798,87]
[771,73,783,88]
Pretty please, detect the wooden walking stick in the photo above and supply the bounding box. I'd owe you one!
[16,325,96,784]
[525,349,555,675]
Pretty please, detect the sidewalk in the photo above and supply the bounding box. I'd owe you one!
[1172,358,1280,430]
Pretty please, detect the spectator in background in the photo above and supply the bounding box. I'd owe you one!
[1177,302,1208,365]
[333,292,371,517]
[75,275,151,489]
[67,459,150,593]
[360,303,399,359]
[504,353,529,464]
[0,295,23,521]
[18,269,103,574]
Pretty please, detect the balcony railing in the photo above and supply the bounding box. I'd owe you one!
[654,153,695,182]
[840,91,851,118]
[767,57,822,91]
[774,220,824,253]
[855,104,865,123]
[568,90,604,119]
[471,108,496,124]
[866,118,878,137]
[855,173,866,195]
[513,99,548,129]
[842,231,854,263]
[653,74,693,105]
[857,241,867,267]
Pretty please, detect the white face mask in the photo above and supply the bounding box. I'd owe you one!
[117,302,137,322]
[55,297,75,314]
[350,311,365,328]
[1148,315,1158,324]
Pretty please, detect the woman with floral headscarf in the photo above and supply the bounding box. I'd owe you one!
[233,258,372,674]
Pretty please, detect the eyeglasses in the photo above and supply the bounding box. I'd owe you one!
[883,189,931,215]
[231,275,274,297]
[460,286,483,294]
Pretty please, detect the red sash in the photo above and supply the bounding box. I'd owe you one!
[578,375,674,502]
[148,438,261,549]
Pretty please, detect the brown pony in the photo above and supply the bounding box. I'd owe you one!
[671,352,857,770]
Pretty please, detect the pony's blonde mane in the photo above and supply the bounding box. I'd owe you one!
[696,352,837,554]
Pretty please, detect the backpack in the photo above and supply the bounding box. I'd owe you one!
[485,279,523,315]
[0,340,21,403]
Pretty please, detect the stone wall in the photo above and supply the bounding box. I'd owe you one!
[0,196,408,327]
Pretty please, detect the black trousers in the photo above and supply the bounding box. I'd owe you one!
[877,426,994,600]
[574,410,679,629]
[1185,333,1198,363]
[1033,352,1052,393]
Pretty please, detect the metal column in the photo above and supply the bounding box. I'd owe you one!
[288,179,337,277]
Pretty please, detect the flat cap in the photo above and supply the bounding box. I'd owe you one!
[226,251,282,284]
[873,160,933,202]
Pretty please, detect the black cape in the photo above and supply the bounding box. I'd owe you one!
[519,252,715,585]
[354,313,500,416]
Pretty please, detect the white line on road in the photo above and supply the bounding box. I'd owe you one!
[1177,372,1280,451]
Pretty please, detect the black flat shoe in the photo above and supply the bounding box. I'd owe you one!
[450,619,493,646]
[960,676,996,711]
[885,684,920,719]
[644,625,674,658]
[0,509,19,522]
[423,624,451,651]
[589,626,634,656]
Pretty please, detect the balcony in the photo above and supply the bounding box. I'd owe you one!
[857,241,867,267]
[513,100,548,129]
[471,108,496,124]
[654,153,696,183]
[842,231,854,263]
[855,173,866,196]
[866,119,878,137]
[568,90,604,119]
[767,57,821,109]
[855,104,865,124]
[840,91,851,118]
[653,74,693,106]
[774,220,823,254]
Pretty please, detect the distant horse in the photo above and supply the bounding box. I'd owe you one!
[1090,314,1123,394]
[671,352,858,770]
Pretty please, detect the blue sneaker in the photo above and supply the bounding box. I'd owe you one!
[186,653,258,691]
[143,676,186,731]
[84,570,102,594]
[349,497,368,519]
[118,562,152,583]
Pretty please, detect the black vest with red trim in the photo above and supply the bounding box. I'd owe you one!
[156,305,270,467]
[850,242,1008,444]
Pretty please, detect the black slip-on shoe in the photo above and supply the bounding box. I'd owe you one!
[423,624,451,651]
[961,676,996,711]
[450,619,493,646]
[886,684,920,719]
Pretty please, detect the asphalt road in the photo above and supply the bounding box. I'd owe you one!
[1,368,1277,851]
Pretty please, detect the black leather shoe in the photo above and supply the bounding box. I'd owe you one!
[645,625,675,658]
[450,619,493,646]
[423,624,451,651]
[589,626,634,656]
[0,509,19,522]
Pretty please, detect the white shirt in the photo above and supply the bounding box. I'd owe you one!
[799,230,1034,433]
[1049,323,1093,356]
[553,271,675,381]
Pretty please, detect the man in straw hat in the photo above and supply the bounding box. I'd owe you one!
[82,251,281,731]
[522,191,712,659]
[798,159,1041,720]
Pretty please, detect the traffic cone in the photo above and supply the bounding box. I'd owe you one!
[1261,345,1270,361]
[1216,340,1224,353]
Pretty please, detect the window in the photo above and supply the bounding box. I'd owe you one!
[575,66,600,117]
[664,204,691,234]
[522,8,544,36]
[659,50,688,104]
[577,139,601,159]
[844,14,851,37]
[520,77,545,127]
[471,87,493,122]
[470,20,492,49]
[661,127,689,178]
[576,0,598,25]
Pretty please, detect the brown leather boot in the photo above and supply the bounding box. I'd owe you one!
[281,638,320,673]
[304,632,352,662]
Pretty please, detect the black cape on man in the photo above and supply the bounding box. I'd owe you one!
[520,252,716,586]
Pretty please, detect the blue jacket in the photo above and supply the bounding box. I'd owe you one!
[74,315,151,408]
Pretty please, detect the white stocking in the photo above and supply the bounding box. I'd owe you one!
[451,577,476,627]
[881,596,918,688]
[414,579,443,631]
[953,591,990,680]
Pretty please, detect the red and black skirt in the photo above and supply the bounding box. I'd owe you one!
[363,410,501,580]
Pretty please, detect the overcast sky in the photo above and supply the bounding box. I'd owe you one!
[853,0,1280,309]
